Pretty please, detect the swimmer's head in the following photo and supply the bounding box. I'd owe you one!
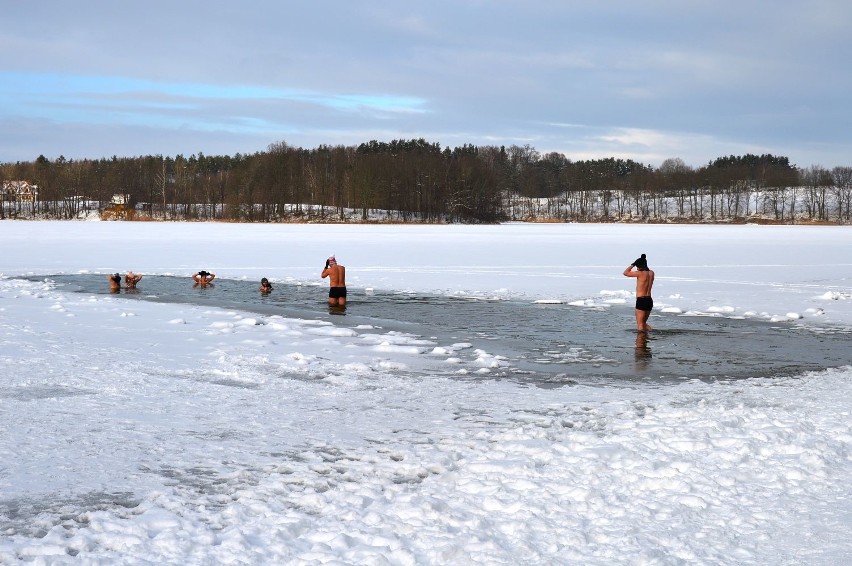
[633,254,648,270]
[327,256,337,266]
[198,270,209,277]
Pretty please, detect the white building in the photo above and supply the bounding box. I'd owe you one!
[2,180,39,202]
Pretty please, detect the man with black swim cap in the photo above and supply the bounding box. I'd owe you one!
[107,273,121,292]
[623,253,655,331]
[192,270,216,287]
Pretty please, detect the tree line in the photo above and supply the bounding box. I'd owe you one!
[2,140,851,223]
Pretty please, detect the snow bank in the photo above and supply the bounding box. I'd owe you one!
[1,221,851,563]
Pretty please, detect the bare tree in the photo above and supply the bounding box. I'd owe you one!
[831,166,852,223]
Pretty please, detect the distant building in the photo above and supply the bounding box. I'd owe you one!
[2,180,39,202]
[110,193,131,206]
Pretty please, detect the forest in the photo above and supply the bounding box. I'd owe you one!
[2,140,851,224]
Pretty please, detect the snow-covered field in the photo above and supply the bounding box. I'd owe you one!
[1,221,851,564]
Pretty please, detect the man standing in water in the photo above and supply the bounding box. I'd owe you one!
[321,256,346,307]
[623,253,655,331]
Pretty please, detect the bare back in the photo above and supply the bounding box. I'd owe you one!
[632,269,655,296]
[322,264,346,287]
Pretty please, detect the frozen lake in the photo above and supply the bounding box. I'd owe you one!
[2,222,851,564]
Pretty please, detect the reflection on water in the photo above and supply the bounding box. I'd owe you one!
[28,274,852,384]
[634,331,652,371]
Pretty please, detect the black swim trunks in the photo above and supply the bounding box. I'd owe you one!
[329,286,347,299]
[635,296,653,312]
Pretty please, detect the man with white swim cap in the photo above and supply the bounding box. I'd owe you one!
[321,256,346,307]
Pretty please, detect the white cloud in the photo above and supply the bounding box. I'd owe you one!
[1,2,850,168]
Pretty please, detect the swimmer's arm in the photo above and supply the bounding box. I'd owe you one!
[207,274,215,281]
[321,268,330,278]
[623,264,638,277]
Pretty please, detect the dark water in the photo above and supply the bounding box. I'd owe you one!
[29,274,852,384]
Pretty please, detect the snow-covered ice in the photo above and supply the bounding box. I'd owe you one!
[1,221,851,564]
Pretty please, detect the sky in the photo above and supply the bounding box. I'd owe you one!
[1,1,850,169]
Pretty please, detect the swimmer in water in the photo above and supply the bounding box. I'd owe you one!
[321,256,346,307]
[107,273,121,293]
[623,253,655,332]
[259,277,273,294]
[124,271,143,289]
[192,270,216,288]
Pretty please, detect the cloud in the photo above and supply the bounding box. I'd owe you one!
[0,72,427,137]
[1,2,851,168]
